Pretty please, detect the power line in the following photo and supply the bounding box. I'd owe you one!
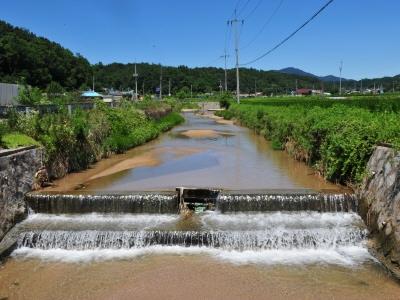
[241,0,284,50]
[205,55,223,66]
[237,0,251,17]
[241,0,334,66]
[243,0,263,20]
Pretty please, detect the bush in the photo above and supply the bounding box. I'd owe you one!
[218,92,233,109]
[13,102,184,178]
[223,102,400,184]
[18,85,48,105]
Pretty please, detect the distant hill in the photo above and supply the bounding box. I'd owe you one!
[0,20,91,89]
[279,67,350,83]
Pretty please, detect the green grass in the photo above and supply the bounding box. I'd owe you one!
[239,95,400,113]
[1,133,41,149]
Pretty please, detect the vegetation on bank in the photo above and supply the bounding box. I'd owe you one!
[3,101,184,178]
[240,95,400,112]
[217,98,400,184]
[1,133,40,149]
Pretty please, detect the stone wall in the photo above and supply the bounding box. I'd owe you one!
[358,146,400,276]
[0,147,44,242]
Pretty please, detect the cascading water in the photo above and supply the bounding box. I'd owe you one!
[216,193,358,213]
[25,193,179,214]
[5,191,373,266]
[17,228,367,250]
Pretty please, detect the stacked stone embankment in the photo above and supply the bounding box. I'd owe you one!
[0,147,43,242]
[358,146,400,277]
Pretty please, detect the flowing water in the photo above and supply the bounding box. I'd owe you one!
[1,113,399,299]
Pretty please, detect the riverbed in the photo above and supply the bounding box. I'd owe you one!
[42,112,343,192]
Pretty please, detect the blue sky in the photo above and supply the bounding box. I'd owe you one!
[1,0,399,79]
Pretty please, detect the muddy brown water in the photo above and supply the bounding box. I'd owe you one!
[42,112,344,192]
[1,112,399,299]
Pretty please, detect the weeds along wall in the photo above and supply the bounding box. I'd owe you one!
[218,101,400,184]
[7,101,184,179]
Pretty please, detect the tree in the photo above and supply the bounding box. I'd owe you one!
[176,87,190,100]
[18,85,45,105]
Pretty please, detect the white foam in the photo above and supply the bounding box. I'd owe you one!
[201,211,362,230]
[23,213,179,229]
[12,245,374,266]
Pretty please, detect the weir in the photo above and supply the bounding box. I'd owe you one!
[0,188,368,264]
[25,190,358,214]
[25,192,179,214]
[18,228,367,250]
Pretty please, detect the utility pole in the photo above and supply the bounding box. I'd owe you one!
[219,80,223,95]
[339,60,343,95]
[92,75,95,91]
[220,51,229,92]
[360,80,363,93]
[295,79,298,91]
[159,65,163,100]
[168,78,171,97]
[133,63,138,101]
[229,10,244,104]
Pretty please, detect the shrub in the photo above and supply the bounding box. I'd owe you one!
[223,102,400,184]
[13,102,184,178]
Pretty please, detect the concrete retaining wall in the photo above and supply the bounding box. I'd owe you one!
[0,147,44,242]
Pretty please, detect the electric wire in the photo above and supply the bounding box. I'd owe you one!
[241,0,334,66]
[243,0,263,20]
[241,0,284,50]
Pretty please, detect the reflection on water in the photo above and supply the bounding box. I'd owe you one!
[57,112,343,192]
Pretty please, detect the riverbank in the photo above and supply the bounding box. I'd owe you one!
[0,102,184,242]
[5,101,184,180]
[217,101,400,184]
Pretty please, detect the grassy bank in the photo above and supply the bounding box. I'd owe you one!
[3,101,184,179]
[218,99,400,184]
[240,95,400,113]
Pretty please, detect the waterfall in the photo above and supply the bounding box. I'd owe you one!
[1,190,372,266]
[216,193,357,213]
[17,228,367,251]
[25,193,179,214]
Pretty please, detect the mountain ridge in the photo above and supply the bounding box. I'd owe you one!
[278,67,351,83]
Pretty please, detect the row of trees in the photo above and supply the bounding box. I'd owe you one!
[92,63,324,96]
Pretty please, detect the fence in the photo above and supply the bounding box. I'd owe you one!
[0,83,19,106]
[0,102,116,118]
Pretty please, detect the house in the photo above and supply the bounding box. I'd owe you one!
[296,88,312,96]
